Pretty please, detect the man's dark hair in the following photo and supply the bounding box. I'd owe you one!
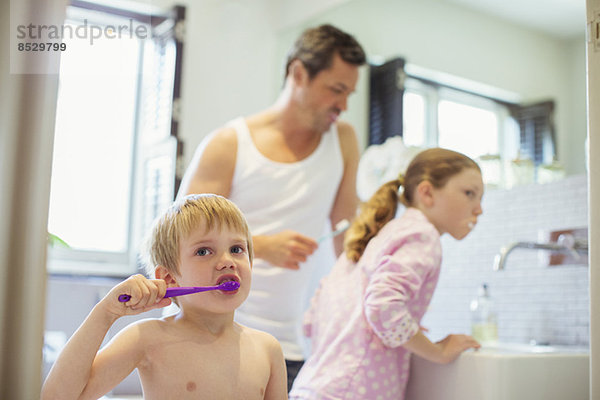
[284,24,366,82]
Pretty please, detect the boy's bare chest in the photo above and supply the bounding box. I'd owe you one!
[138,340,271,399]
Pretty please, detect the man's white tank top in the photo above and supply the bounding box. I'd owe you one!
[228,117,344,360]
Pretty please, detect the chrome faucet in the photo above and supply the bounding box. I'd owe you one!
[493,233,588,271]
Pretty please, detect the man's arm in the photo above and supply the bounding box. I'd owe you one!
[177,126,238,198]
[329,121,360,256]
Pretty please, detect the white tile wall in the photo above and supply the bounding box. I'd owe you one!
[422,174,589,346]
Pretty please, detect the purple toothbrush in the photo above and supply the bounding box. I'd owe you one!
[118,281,240,302]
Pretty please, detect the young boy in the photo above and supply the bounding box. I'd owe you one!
[42,194,288,400]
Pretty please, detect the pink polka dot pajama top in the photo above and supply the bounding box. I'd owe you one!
[289,208,442,400]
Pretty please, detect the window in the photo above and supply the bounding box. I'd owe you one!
[367,58,540,188]
[47,2,184,276]
[369,58,559,188]
[402,91,426,147]
[438,99,498,158]
[402,79,510,161]
[48,18,140,255]
[402,78,517,188]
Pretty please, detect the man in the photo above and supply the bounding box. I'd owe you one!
[178,24,366,390]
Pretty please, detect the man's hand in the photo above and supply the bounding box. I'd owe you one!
[253,230,318,270]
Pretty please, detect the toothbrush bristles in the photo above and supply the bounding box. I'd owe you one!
[220,281,240,291]
[335,219,350,232]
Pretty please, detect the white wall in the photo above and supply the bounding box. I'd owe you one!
[271,0,352,31]
[165,0,279,170]
[274,0,587,175]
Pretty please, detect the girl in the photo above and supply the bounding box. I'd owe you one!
[289,148,483,399]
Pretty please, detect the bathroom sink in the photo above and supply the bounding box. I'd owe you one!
[405,342,589,400]
[477,342,588,354]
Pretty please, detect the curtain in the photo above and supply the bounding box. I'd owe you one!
[508,100,556,166]
[368,57,406,145]
[137,5,186,238]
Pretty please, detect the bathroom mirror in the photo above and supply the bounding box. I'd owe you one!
[273,0,587,180]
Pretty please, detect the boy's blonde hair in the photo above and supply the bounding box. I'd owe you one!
[344,148,480,262]
[143,194,253,276]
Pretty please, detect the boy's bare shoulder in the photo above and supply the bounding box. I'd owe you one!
[118,316,176,342]
[237,323,281,349]
[129,316,171,328]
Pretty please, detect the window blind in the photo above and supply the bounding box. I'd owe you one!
[134,5,185,238]
[368,57,406,145]
[509,100,556,166]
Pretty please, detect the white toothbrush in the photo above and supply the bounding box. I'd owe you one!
[317,219,351,243]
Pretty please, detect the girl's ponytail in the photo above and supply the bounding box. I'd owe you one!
[344,176,404,262]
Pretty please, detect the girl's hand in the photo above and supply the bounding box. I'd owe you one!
[434,334,480,364]
[102,274,171,318]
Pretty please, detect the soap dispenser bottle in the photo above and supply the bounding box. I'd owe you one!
[470,283,498,344]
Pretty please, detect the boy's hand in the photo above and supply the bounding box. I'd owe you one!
[104,274,171,318]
